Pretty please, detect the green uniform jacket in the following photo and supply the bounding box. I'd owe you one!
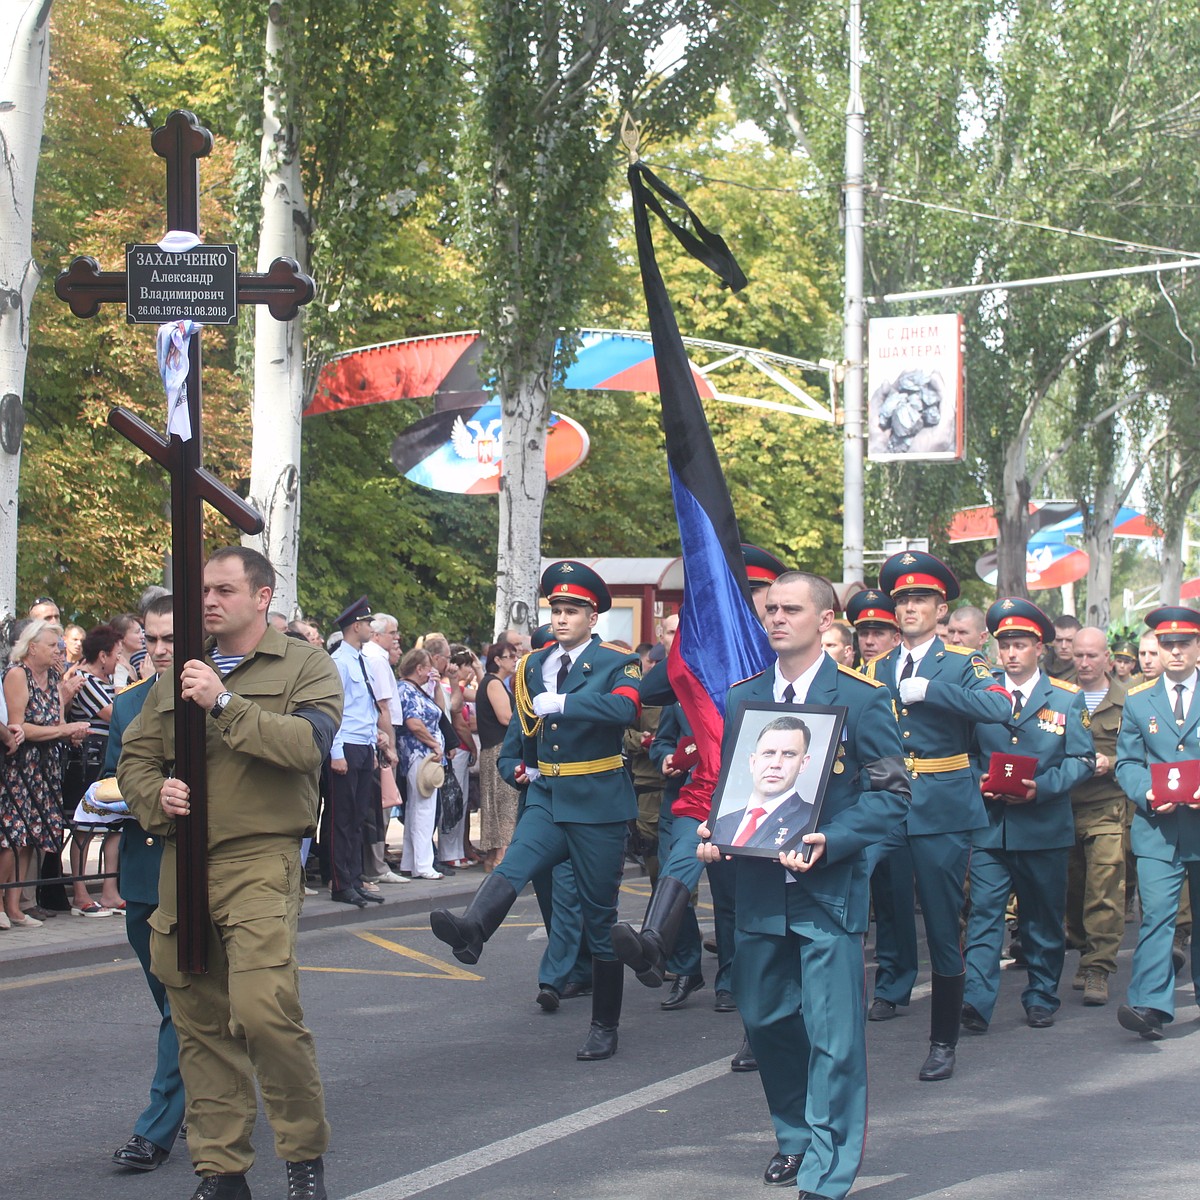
[118,627,343,863]
[101,675,160,906]
[865,638,1012,835]
[1070,677,1125,808]
[972,672,1095,851]
[499,634,640,823]
[725,655,911,936]
[1116,674,1200,863]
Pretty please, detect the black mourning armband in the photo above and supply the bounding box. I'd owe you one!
[295,707,337,761]
[866,755,912,802]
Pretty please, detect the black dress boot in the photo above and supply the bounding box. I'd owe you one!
[919,971,965,1081]
[429,873,518,964]
[611,876,692,987]
[577,959,623,1060]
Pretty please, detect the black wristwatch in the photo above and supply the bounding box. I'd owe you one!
[211,690,233,717]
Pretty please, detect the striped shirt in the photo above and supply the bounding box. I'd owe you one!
[211,652,245,677]
[1082,689,1107,714]
[69,670,115,736]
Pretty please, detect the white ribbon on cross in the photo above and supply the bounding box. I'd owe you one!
[155,231,205,441]
[157,320,202,441]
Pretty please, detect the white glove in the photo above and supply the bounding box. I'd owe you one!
[523,767,542,783]
[898,677,929,705]
[533,692,565,716]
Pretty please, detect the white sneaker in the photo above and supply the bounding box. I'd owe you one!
[365,871,410,885]
[415,871,445,881]
[0,911,10,930]
[303,886,318,896]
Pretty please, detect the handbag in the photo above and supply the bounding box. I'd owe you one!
[439,761,465,832]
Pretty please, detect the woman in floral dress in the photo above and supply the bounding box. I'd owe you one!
[1,620,89,928]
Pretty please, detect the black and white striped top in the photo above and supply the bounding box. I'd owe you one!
[69,671,115,737]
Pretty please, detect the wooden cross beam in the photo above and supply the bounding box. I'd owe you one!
[54,110,315,974]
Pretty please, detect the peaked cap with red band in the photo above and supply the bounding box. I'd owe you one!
[878,549,961,603]
[540,560,612,613]
[845,588,899,629]
[740,543,788,587]
[529,623,555,651]
[1145,605,1200,641]
[986,596,1055,643]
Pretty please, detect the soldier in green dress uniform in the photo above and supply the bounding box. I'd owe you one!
[430,561,641,1060]
[1115,606,1200,1040]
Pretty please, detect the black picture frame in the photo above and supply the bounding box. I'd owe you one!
[709,701,847,860]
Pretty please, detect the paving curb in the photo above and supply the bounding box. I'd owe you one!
[0,873,483,979]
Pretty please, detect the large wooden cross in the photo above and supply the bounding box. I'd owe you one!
[55,110,314,973]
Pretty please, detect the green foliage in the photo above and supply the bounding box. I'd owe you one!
[737,0,1200,589]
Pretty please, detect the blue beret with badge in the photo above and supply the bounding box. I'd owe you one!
[878,549,960,602]
[541,560,612,613]
[986,596,1055,643]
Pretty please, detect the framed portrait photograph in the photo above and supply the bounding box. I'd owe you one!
[709,701,848,860]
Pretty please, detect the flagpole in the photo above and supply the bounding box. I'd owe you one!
[842,0,866,587]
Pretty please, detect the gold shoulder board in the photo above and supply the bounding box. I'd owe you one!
[838,663,885,687]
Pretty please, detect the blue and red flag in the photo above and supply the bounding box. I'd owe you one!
[629,161,773,821]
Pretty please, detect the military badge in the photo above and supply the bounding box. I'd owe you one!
[560,563,574,572]
[900,553,917,565]
[624,662,641,679]
[774,828,789,846]
[1149,716,1159,735]
[1082,708,1091,729]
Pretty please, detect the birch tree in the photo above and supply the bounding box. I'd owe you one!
[467,0,758,634]
[0,0,53,623]
[244,0,308,616]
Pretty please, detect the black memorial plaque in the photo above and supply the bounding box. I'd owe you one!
[126,243,238,325]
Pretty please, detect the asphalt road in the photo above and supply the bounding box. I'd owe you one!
[4,877,1199,1200]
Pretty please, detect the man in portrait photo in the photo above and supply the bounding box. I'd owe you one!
[712,715,818,852]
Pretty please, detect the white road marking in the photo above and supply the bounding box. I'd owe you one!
[341,1057,730,1199]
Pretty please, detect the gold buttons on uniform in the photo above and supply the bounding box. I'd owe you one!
[901,709,909,717]
[551,723,558,731]
[552,745,559,751]
[1011,737,1019,745]
[145,837,154,846]
[903,731,910,739]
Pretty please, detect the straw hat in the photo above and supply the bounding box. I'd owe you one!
[416,752,445,797]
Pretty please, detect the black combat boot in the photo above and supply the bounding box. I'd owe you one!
[429,873,518,964]
[918,971,965,1081]
[577,959,624,1060]
[611,876,692,987]
[190,1175,252,1200]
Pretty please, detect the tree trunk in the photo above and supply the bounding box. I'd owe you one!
[0,0,53,624]
[494,369,551,636]
[1081,472,1116,628]
[244,0,308,617]
[996,436,1031,598]
[1159,444,1192,605]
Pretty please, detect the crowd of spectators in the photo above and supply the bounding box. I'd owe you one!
[0,590,535,932]
[3,582,1154,936]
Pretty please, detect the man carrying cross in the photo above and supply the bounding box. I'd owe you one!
[118,547,342,1200]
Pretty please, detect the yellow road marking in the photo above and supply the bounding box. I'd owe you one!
[299,930,483,980]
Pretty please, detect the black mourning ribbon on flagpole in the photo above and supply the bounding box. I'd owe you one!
[629,160,750,594]
[629,163,748,294]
